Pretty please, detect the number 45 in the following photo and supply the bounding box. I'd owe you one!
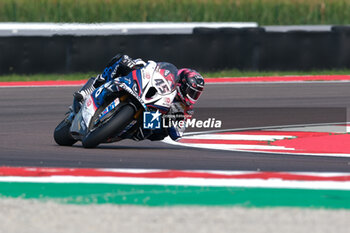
[155,79,169,94]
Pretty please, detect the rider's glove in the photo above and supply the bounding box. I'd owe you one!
[117,56,146,76]
[133,58,147,68]
[104,54,146,80]
[114,55,137,78]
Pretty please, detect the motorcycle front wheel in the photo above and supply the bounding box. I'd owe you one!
[82,104,135,148]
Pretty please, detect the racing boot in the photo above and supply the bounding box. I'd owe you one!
[74,75,102,100]
[72,75,105,113]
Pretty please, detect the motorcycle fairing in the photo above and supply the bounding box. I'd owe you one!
[114,61,177,112]
[70,110,87,139]
[70,61,178,140]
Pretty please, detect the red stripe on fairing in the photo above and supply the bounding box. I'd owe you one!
[179,138,269,145]
[205,75,350,83]
[0,80,87,87]
[92,97,98,110]
[132,70,142,96]
[0,167,350,181]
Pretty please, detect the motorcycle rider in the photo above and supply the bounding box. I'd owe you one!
[73,54,205,141]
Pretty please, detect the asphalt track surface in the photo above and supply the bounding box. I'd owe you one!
[1,83,350,172]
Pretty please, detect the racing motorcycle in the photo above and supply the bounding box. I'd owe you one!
[53,61,177,148]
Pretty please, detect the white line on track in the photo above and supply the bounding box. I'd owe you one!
[165,122,350,157]
[183,134,294,141]
[183,122,349,136]
[1,176,350,190]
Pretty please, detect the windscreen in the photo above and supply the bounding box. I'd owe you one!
[156,62,178,92]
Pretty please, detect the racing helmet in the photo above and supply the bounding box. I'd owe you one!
[177,68,205,105]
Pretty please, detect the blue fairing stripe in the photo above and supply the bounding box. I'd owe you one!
[90,89,101,109]
[132,70,142,96]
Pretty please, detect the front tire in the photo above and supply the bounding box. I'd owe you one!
[82,104,135,148]
[54,116,77,146]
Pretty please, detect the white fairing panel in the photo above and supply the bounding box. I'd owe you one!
[82,96,97,128]
[153,91,177,108]
[139,61,177,109]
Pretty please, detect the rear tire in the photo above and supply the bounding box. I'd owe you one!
[54,117,77,146]
[82,104,135,148]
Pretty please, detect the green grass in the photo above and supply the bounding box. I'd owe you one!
[1,182,350,208]
[1,0,350,25]
[1,69,350,82]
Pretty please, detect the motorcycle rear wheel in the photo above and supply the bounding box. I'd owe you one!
[54,116,78,146]
[82,104,135,148]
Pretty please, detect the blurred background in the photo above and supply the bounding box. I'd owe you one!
[1,0,350,24]
[1,0,350,78]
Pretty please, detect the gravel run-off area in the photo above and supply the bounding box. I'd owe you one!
[0,198,349,233]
